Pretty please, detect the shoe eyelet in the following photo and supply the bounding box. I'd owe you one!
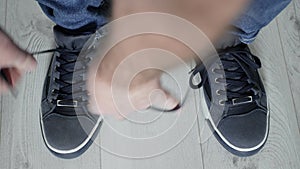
[212,68,216,73]
[216,90,221,95]
[219,100,225,106]
[215,78,220,83]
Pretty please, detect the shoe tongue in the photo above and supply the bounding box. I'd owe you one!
[54,27,91,51]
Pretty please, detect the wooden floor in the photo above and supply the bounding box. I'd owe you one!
[0,0,300,169]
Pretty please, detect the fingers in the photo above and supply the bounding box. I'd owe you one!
[0,30,37,97]
[149,86,179,111]
[0,48,37,72]
[0,31,37,72]
[88,66,180,120]
[0,79,9,94]
[6,68,22,87]
[15,53,37,72]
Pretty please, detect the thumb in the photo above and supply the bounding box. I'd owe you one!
[1,48,37,72]
[0,32,36,72]
[149,87,180,111]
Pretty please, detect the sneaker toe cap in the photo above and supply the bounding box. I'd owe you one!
[217,109,268,150]
[42,113,96,152]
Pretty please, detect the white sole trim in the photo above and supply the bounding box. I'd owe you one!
[40,110,102,155]
[200,89,270,152]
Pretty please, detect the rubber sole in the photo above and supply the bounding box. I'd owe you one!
[39,111,103,159]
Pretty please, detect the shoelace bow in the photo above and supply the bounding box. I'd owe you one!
[189,49,262,105]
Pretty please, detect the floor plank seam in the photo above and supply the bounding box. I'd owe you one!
[193,89,206,169]
[4,0,7,29]
[275,17,300,132]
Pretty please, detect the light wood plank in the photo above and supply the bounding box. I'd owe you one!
[0,0,5,28]
[197,8,300,169]
[276,0,300,133]
[0,0,102,168]
[100,65,204,169]
[277,0,300,131]
[1,0,7,140]
[0,0,6,144]
[295,0,300,132]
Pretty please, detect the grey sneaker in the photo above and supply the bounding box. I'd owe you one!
[40,26,101,159]
[190,44,269,156]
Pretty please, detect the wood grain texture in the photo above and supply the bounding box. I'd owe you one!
[100,65,204,169]
[0,0,102,168]
[0,0,300,169]
[0,0,5,28]
[295,0,300,131]
[277,0,300,131]
[0,0,6,144]
[197,6,300,169]
[249,22,300,168]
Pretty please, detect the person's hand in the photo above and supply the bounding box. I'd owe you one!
[90,70,179,119]
[88,0,248,119]
[0,29,37,94]
[87,35,185,119]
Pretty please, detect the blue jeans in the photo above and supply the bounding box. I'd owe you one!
[37,0,291,43]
